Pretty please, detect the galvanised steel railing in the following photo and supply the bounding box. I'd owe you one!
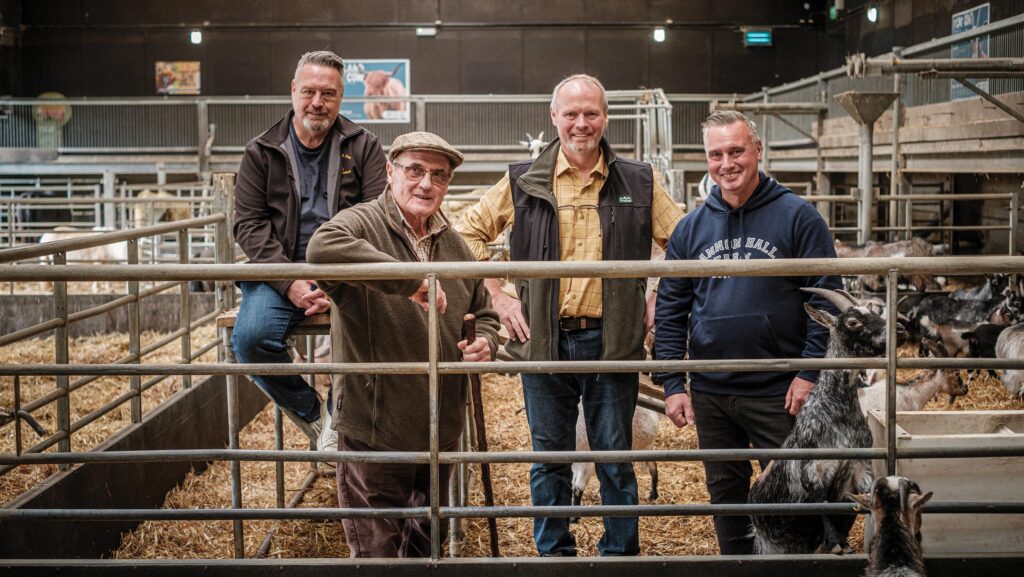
[1,255,1023,565]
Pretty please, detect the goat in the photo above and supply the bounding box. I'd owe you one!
[570,401,660,520]
[849,476,932,577]
[834,238,942,293]
[962,323,1008,381]
[518,132,546,159]
[37,227,128,292]
[950,274,1009,302]
[858,339,968,417]
[995,321,1024,398]
[750,287,902,555]
[362,66,407,120]
[133,189,191,229]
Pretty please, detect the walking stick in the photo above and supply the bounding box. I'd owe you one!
[463,313,500,557]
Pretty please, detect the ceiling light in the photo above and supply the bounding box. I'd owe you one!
[416,26,437,37]
[867,4,878,23]
[189,29,203,44]
[653,27,666,43]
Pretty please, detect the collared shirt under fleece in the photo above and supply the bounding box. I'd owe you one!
[456,147,684,318]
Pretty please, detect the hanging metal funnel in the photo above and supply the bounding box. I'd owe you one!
[834,91,898,243]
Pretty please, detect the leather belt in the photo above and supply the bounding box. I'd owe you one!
[559,316,602,332]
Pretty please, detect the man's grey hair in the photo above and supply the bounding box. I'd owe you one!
[701,110,760,147]
[294,50,345,82]
[550,74,609,113]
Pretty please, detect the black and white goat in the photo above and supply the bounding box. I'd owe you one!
[849,476,932,577]
[750,287,903,555]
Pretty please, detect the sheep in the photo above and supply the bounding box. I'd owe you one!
[132,189,191,229]
[750,287,902,555]
[37,227,128,292]
[857,339,968,417]
[570,400,660,519]
[995,321,1024,398]
[362,67,407,120]
[834,237,942,293]
[518,132,546,159]
[849,476,932,577]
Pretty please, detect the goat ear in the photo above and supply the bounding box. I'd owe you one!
[804,302,836,329]
[908,491,933,511]
[518,141,529,147]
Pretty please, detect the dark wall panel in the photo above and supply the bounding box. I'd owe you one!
[650,29,711,93]
[460,30,522,93]
[16,0,849,97]
[204,30,273,95]
[585,29,649,90]
[521,30,587,93]
[80,32,147,95]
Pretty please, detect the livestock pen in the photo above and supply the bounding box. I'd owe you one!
[1,218,1023,576]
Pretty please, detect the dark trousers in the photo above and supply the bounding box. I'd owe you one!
[520,327,640,556]
[336,435,452,558]
[691,390,795,555]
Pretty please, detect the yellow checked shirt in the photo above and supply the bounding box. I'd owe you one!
[456,148,684,318]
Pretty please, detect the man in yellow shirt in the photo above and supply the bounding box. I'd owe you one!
[456,74,683,556]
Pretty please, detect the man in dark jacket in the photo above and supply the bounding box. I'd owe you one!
[654,110,841,554]
[232,50,387,452]
[457,75,684,557]
[307,132,500,557]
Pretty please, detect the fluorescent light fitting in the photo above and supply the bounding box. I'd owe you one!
[416,26,438,37]
[743,28,773,47]
[189,29,202,44]
[653,27,666,42]
[867,4,878,22]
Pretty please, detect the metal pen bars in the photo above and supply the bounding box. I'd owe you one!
[2,250,1024,560]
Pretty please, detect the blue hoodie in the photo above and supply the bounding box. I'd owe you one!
[654,172,841,398]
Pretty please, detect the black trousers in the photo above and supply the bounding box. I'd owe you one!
[691,390,795,555]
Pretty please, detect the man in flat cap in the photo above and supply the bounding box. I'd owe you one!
[232,50,387,453]
[307,131,501,557]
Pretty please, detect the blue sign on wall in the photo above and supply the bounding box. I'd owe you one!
[950,3,990,101]
[340,59,411,123]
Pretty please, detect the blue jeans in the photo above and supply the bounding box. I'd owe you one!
[231,281,321,422]
[521,327,640,556]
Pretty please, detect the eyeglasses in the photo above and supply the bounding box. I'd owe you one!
[392,161,452,186]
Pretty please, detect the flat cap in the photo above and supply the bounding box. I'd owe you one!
[388,131,464,169]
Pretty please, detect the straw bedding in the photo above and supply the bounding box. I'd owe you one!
[2,325,1022,558]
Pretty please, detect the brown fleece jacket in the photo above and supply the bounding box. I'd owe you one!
[306,191,500,452]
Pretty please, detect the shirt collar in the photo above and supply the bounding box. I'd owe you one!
[388,189,449,240]
[554,146,608,180]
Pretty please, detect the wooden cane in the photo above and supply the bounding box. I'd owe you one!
[463,313,500,557]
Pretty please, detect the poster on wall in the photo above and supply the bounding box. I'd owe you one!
[155,61,201,95]
[340,59,410,123]
[950,3,989,101]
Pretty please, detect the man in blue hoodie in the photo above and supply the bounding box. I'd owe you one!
[653,110,841,555]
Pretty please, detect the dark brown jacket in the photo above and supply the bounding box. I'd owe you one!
[307,191,501,452]
[233,113,387,295]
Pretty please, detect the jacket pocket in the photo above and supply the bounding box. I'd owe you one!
[690,314,785,360]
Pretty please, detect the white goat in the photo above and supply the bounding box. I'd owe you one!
[518,132,546,158]
[570,400,660,514]
[995,321,1024,398]
[37,227,128,292]
[849,476,932,577]
[858,339,969,417]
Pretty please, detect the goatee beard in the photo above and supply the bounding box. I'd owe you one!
[302,117,330,133]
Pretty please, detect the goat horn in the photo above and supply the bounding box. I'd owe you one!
[801,287,854,312]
